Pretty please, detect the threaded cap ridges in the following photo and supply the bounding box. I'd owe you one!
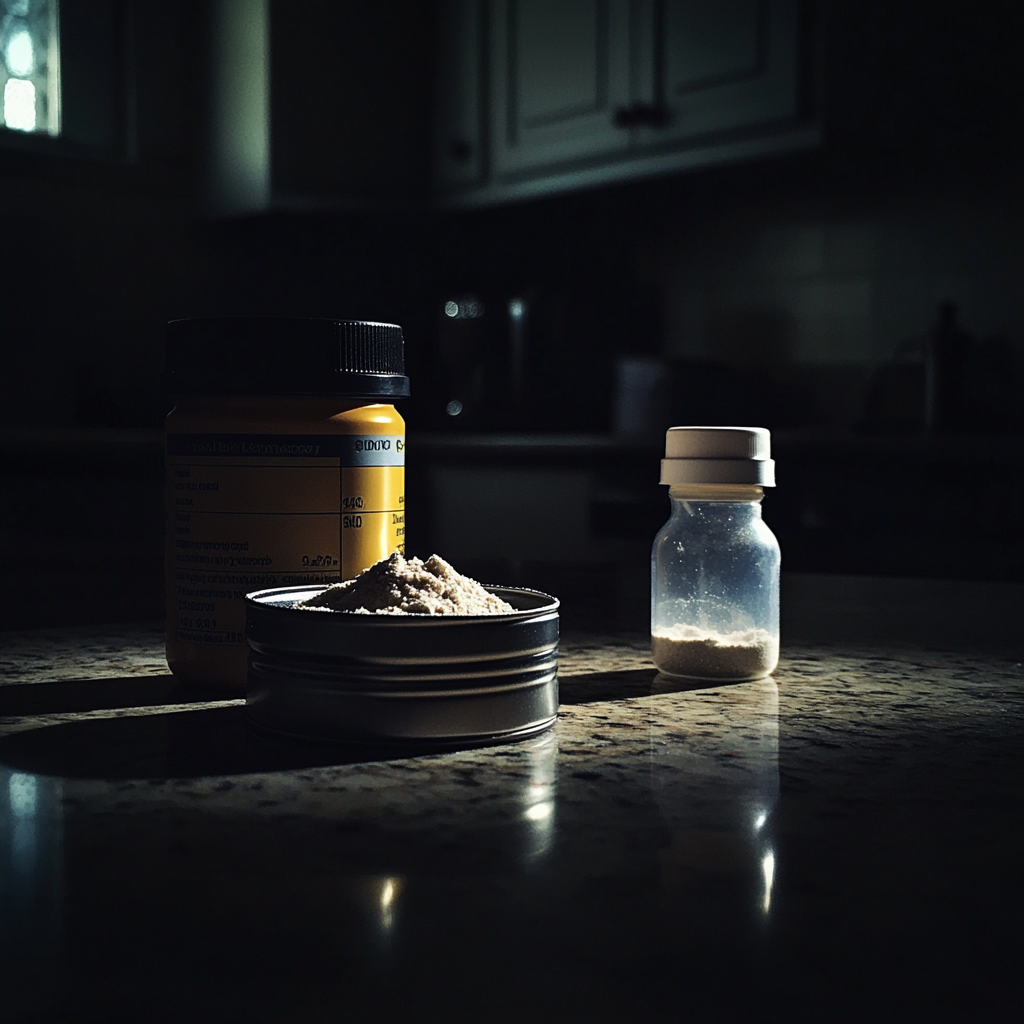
[661,426,775,486]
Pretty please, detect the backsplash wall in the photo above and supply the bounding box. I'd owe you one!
[634,169,1024,432]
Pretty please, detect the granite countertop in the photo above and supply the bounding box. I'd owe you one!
[1,606,1023,1022]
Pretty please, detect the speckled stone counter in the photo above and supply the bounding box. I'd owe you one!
[1,613,1023,1022]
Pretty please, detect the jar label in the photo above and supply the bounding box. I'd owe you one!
[166,433,405,466]
[166,432,405,652]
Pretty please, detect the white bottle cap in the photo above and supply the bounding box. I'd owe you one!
[660,426,775,486]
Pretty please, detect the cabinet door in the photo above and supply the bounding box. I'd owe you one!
[490,0,631,177]
[434,0,486,188]
[638,0,800,148]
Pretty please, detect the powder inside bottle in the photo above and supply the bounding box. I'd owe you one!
[652,624,778,680]
[295,552,515,615]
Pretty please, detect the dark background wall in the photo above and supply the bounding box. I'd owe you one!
[1,1,1022,629]
[1,1,1020,433]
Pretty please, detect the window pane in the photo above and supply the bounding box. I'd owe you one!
[4,75,34,129]
[0,0,59,135]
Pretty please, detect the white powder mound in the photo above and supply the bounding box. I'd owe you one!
[295,552,516,616]
[652,624,778,680]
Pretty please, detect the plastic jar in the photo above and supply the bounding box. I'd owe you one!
[651,426,779,681]
[164,317,410,689]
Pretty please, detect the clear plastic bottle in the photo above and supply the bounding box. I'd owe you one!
[651,427,780,681]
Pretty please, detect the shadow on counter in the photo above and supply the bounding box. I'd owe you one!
[0,675,563,779]
[0,664,762,780]
[0,703,407,779]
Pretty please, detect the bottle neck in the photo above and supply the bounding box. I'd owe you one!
[667,484,765,503]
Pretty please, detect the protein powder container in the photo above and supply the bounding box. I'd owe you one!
[651,426,780,681]
[164,317,410,689]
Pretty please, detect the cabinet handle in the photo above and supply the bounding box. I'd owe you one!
[613,104,670,129]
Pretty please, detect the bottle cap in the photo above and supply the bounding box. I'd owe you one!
[165,317,411,398]
[660,426,775,486]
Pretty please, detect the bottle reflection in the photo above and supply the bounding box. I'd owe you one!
[9,771,39,871]
[54,730,559,991]
[761,850,775,915]
[289,731,558,971]
[649,677,779,930]
[339,732,557,948]
[342,874,407,947]
[0,768,64,1018]
[378,875,402,932]
[519,729,557,862]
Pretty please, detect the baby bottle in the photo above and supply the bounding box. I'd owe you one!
[651,426,780,680]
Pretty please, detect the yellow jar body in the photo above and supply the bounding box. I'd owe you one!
[165,395,405,689]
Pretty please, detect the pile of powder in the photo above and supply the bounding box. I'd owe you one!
[652,624,778,680]
[296,553,515,615]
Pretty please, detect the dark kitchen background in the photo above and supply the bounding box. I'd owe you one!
[1,0,1022,630]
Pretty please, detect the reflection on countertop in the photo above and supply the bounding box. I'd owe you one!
[1,589,1023,1021]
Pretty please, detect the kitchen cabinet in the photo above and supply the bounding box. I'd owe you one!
[438,0,818,204]
[206,0,433,215]
[489,0,632,177]
[206,1,816,213]
[205,2,1015,214]
[646,0,802,148]
[434,0,487,188]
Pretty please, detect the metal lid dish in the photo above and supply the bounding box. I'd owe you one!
[245,585,560,747]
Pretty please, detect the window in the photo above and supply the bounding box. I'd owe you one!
[0,0,59,135]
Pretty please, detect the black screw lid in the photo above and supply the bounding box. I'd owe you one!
[165,318,410,398]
